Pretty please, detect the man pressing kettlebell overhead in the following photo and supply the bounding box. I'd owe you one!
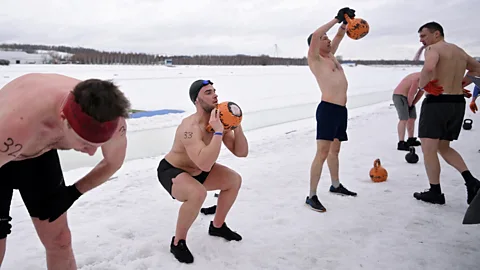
[413,22,480,205]
[305,7,358,213]
[155,79,248,264]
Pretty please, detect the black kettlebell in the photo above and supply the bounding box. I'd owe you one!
[405,146,419,164]
[463,119,473,130]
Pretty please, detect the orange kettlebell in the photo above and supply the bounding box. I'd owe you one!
[369,158,388,183]
[206,101,243,133]
[344,14,370,40]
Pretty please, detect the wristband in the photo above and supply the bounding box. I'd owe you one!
[214,132,223,136]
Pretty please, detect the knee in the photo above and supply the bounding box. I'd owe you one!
[43,226,72,252]
[328,148,340,157]
[189,187,207,204]
[437,145,449,155]
[315,149,329,161]
[231,172,242,191]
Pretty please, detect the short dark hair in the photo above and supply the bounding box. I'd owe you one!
[72,79,131,122]
[307,33,313,46]
[418,21,444,37]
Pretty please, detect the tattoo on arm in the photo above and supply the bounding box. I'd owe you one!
[184,131,193,139]
[119,126,126,136]
[0,138,23,157]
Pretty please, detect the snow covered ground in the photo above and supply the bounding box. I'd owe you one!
[0,65,479,269]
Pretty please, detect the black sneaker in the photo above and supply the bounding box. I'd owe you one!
[407,137,421,146]
[413,189,445,204]
[208,221,242,241]
[466,179,480,205]
[397,141,410,151]
[329,184,357,196]
[170,236,194,264]
[305,195,326,212]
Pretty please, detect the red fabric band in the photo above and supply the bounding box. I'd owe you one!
[62,93,119,143]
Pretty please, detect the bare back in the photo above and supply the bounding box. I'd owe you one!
[428,42,468,94]
[308,53,348,106]
[0,73,80,160]
[393,73,419,96]
[164,115,215,175]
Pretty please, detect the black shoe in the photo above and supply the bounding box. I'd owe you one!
[305,195,326,212]
[170,236,194,264]
[329,184,357,196]
[407,137,421,146]
[413,189,445,204]
[397,141,410,151]
[208,221,242,241]
[466,179,480,205]
[200,205,217,215]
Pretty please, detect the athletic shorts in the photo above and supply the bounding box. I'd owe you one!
[315,101,348,141]
[157,158,210,199]
[418,94,466,141]
[392,94,416,120]
[0,149,65,239]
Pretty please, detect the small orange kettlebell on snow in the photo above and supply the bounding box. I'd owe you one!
[369,158,388,183]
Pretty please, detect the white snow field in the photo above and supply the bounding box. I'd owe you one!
[0,64,478,270]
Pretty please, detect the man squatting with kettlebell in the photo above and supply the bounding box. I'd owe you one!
[156,79,248,264]
[412,22,480,205]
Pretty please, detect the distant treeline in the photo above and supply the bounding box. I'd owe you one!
[0,43,424,66]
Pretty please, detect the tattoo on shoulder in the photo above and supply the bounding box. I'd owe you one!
[0,137,23,157]
[119,125,126,136]
[184,131,193,139]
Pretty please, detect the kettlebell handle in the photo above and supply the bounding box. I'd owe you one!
[343,13,354,24]
[464,119,472,124]
[373,158,381,168]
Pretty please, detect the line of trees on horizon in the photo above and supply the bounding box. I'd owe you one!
[0,43,425,66]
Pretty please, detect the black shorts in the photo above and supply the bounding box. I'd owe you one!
[157,158,210,199]
[316,101,348,141]
[0,149,65,239]
[418,94,466,141]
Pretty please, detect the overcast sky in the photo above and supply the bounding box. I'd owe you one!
[0,0,478,60]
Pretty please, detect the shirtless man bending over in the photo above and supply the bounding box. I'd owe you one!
[392,72,424,150]
[0,73,131,269]
[412,22,480,205]
[156,79,248,264]
[305,7,358,213]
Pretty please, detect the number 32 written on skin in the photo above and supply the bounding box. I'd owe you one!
[0,138,23,157]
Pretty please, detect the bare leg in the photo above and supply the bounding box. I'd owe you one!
[171,175,207,244]
[406,118,415,138]
[203,164,242,228]
[437,140,468,172]
[32,214,76,270]
[310,140,331,195]
[327,139,341,184]
[421,138,441,185]
[397,120,407,141]
[0,238,5,267]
